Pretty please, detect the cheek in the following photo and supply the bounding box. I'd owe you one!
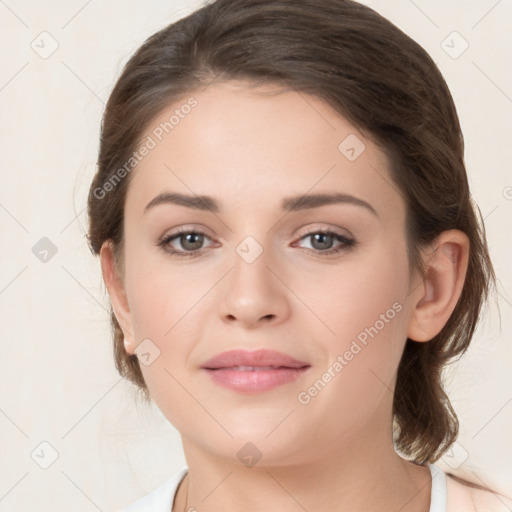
[310,243,411,391]
[122,251,211,403]
[123,241,196,340]
[127,264,200,428]
[293,258,410,442]
[309,244,410,347]
[128,280,172,340]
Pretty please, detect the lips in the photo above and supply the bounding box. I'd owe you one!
[223,365,285,371]
[201,349,311,393]
[201,349,309,370]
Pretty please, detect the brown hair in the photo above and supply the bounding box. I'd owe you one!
[87,0,495,464]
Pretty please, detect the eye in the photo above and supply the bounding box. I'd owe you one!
[294,230,356,256]
[157,228,356,259]
[157,228,214,258]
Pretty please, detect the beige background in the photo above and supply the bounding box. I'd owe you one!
[0,0,511,510]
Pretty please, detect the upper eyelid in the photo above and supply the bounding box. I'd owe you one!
[295,224,353,239]
[164,222,352,238]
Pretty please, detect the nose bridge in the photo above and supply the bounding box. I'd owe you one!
[219,231,289,325]
[231,232,276,300]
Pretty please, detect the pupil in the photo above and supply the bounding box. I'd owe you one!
[183,233,202,250]
[312,233,333,250]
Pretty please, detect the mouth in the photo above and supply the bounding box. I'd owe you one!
[201,349,311,393]
[213,365,299,371]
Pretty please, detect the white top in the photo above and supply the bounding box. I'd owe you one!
[116,463,512,512]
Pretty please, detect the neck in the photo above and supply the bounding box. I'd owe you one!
[173,432,432,512]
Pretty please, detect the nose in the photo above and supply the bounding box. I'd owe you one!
[218,242,291,329]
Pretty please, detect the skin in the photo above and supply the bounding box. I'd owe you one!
[101,81,469,512]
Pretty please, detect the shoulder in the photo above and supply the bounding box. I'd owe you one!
[114,467,188,512]
[445,472,512,512]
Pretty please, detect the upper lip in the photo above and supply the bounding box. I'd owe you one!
[201,349,310,369]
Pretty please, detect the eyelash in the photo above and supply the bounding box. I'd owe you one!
[157,227,357,259]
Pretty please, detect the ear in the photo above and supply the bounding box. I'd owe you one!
[100,240,135,355]
[407,229,470,342]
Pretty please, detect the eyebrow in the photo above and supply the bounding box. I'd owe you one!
[144,191,378,216]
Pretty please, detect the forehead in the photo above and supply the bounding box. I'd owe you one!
[125,81,404,222]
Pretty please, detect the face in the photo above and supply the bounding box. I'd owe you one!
[115,81,420,466]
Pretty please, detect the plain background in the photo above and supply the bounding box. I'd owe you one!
[0,0,511,510]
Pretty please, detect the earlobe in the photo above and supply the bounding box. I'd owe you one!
[407,230,470,342]
[123,337,135,356]
[99,240,135,349]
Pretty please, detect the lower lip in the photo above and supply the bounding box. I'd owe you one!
[203,367,309,393]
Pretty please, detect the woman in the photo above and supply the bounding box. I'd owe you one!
[87,0,510,510]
